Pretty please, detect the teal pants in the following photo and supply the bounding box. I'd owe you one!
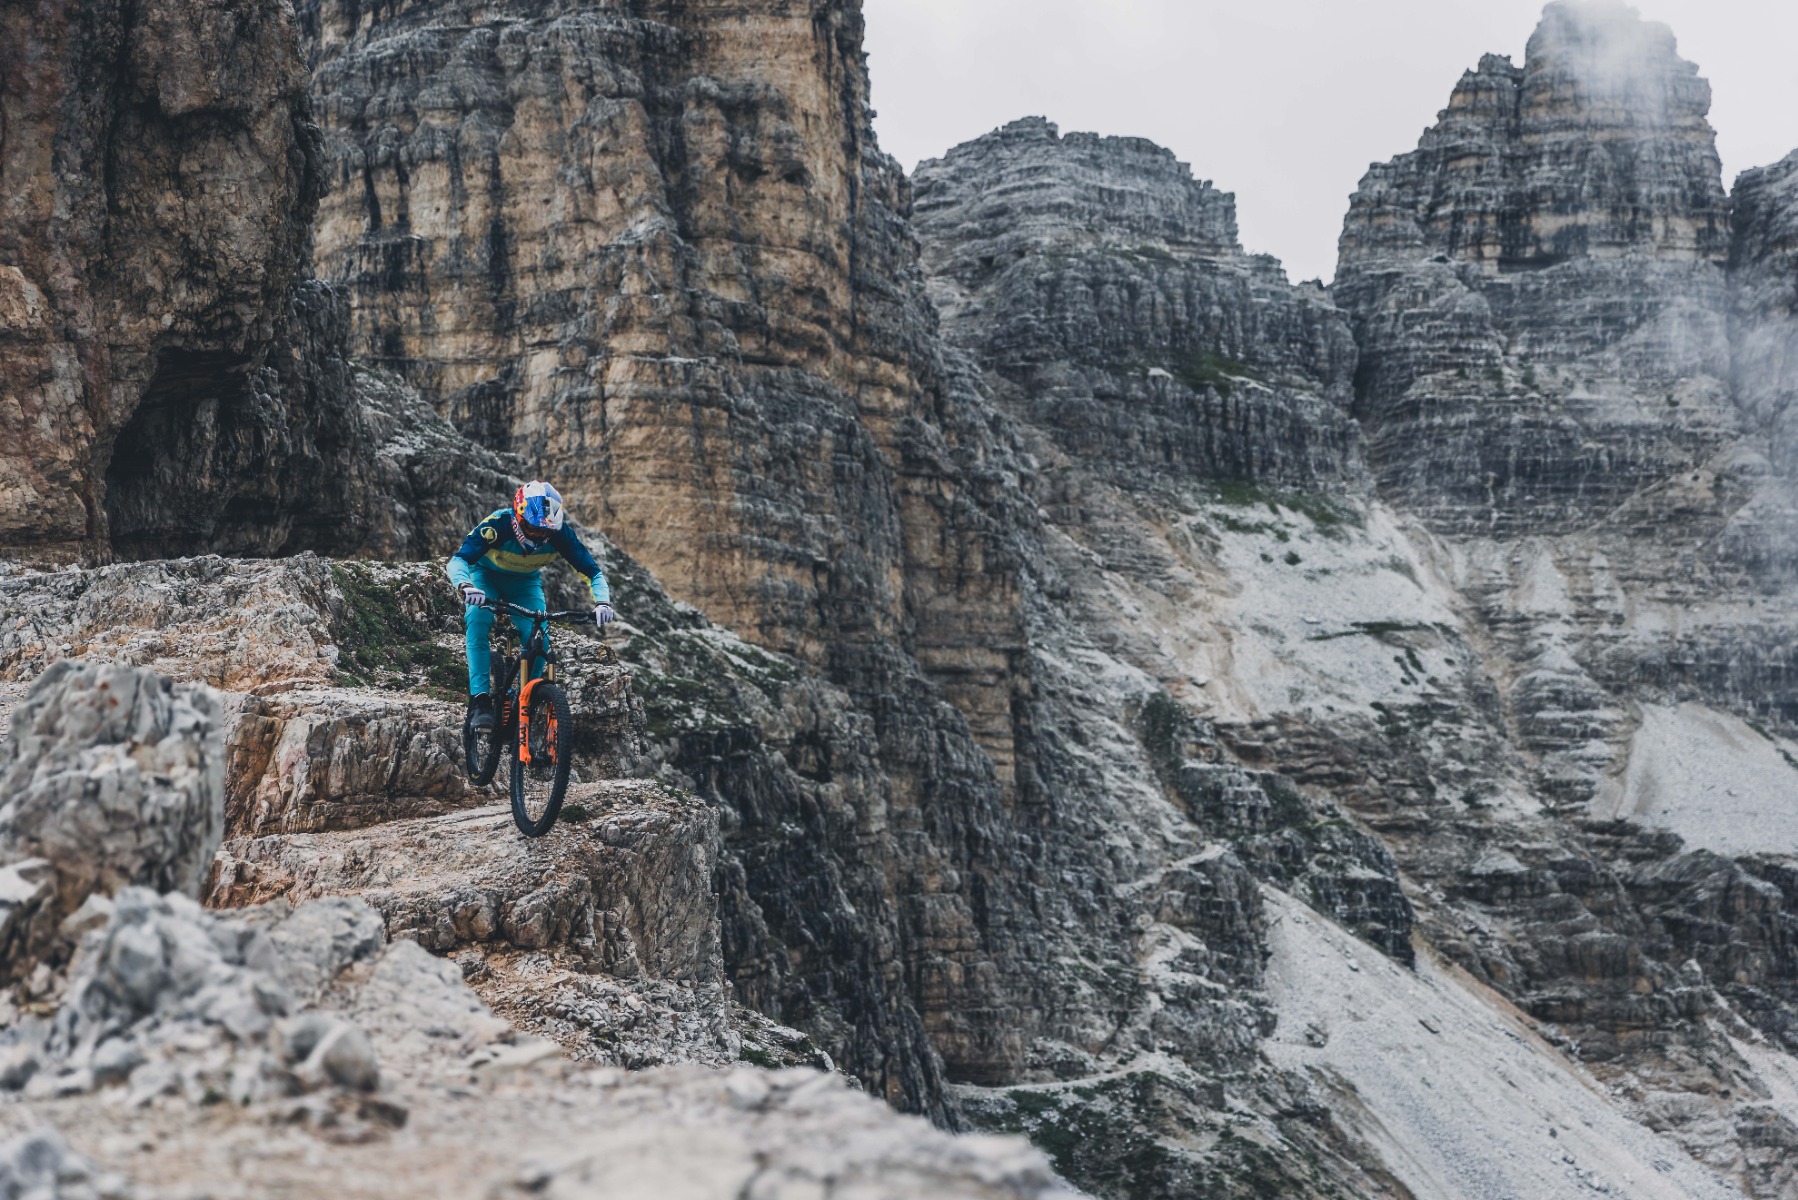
[463,563,548,696]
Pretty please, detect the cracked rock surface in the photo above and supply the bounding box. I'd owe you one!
[0,663,222,984]
[0,626,1072,1200]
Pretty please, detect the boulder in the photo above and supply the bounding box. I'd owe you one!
[0,1127,136,1200]
[4,885,396,1120]
[0,662,222,980]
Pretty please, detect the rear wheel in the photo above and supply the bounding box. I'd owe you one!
[463,699,503,786]
[510,682,572,837]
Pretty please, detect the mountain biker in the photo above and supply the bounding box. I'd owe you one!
[447,480,615,732]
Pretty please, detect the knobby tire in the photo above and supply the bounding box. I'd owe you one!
[464,701,505,786]
[511,681,572,837]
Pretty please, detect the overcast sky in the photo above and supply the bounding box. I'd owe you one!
[864,0,1798,283]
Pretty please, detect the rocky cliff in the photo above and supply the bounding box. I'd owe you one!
[908,4,1798,1198]
[1732,150,1798,492]
[1318,2,1798,1194]
[1335,0,1740,536]
[299,0,1060,1108]
[914,117,1362,489]
[297,9,1445,1190]
[0,0,507,565]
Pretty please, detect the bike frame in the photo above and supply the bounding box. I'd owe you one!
[478,600,590,719]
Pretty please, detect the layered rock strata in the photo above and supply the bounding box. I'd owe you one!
[904,7,1798,1196]
[300,0,1058,1104]
[213,788,720,984]
[304,0,1334,1131]
[1301,4,1798,1192]
[1335,0,1740,535]
[11,0,1797,1196]
[0,0,316,558]
[1731,149,1798,497]
[0,0,508,564]
[298,4,1455,1194]
[914,117,1362,489]
[1335,1,1798,799]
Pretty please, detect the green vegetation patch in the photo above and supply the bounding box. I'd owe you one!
[962,1074,1195,1198]
[1199,481,1363,538]
[1307,620,1431,643]
[330,564,466,699]
[1171,350,1261,398]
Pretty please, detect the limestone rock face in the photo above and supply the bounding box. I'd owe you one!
[298,3,1426,1185]
[1333,0,1798,804]
[894,6,1798,1193]
[304,0,932,653]
[914,117,1362,488]
[14,0,1798,1194]
[0,0,316,559]
[1335,0,1739,535]
[0,0,511,565]
[299,0,1051,1107]
[0,663,223,979]
[1287,5,1798,1192]
[1731,150,1798,479]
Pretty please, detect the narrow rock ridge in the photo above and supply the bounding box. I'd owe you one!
[0,661,1071,1198]
[0,535,1424,1197]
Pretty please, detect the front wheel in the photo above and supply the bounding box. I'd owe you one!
[510,681,572,837]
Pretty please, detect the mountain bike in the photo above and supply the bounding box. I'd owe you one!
[461,600,598,837]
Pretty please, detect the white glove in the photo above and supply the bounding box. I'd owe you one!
[460,584,487,607]
[594,603,616,626]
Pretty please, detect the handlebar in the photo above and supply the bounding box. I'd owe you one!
[473,599,597,625]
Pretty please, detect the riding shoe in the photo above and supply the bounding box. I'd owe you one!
[468,693,496,732]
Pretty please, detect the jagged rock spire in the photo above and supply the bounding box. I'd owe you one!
[1341,0,1728,271]
[1334,0,1738,536]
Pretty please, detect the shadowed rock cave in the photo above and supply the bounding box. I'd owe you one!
[103,347,292,561]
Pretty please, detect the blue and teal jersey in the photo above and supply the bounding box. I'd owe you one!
[446,509,611,604]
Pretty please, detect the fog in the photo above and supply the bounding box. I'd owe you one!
[864,0,1798,283]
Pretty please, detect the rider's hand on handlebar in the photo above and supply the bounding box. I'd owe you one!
[593,603,616,627]
[460,584,487,608]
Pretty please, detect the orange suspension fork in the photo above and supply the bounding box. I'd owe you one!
[517,677,550,765]
[516,677,542,765]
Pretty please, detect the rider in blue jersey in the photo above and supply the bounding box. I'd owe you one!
[447,480,615,730]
